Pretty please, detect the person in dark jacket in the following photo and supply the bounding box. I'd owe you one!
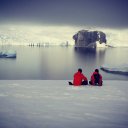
[69,68,88,86]
[89,69,102,86]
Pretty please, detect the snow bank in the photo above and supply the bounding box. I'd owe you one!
[100,65,128,75]
[0,80,128,128]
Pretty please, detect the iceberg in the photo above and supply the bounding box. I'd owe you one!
[0,50,16,58]
[100,64,128,75]
[73,30,107,48]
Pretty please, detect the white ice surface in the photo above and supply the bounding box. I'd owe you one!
[0,80,128,128]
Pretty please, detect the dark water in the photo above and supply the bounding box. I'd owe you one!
[0,45,128,80]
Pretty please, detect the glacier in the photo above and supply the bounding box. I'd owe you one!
[0,24,128,47]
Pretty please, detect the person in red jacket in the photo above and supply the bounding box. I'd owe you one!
[89,69,103,86]
[69,68,88,86]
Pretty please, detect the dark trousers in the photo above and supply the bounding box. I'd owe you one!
[81,80,88,85]
[89,81,102,86]
[69,80,88,85]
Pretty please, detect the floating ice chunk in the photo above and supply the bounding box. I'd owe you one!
[100,64,128,75]
[0,50,16,58]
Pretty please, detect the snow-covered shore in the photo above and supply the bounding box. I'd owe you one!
[0,80,128,128]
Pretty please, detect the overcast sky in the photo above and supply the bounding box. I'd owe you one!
[0,0,128,28]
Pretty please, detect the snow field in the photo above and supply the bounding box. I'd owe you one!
[0,80,128,128]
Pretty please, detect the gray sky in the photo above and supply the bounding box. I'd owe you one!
[0,0,128,28]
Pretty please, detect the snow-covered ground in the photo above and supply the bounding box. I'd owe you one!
[0,80,128,128]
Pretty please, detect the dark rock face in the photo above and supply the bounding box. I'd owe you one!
[73,30,107,47]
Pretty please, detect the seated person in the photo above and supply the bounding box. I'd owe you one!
[89,69,103,86]
[69,68,88,86]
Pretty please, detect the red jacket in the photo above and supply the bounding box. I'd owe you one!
[91,72,102,85]
[73,71,88,86]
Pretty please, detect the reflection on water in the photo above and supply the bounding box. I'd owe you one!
[73,47,106,78]
[74,47,97,63]
[0,46,128,80]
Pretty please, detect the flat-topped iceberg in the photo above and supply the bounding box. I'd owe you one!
[0,50,16,58]
[100,64,128,75]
